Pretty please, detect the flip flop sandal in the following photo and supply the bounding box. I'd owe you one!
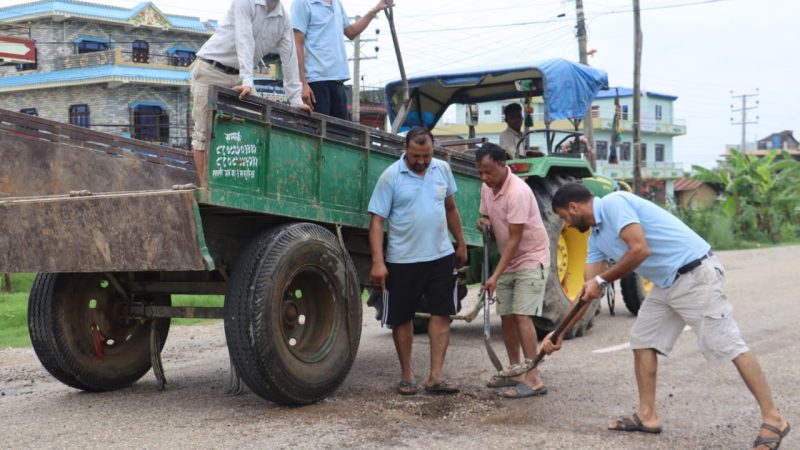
[753,421,791,450]
[486,375,518,388]
[501,382,548,399]
[397,380,418,396]
[424,379,460,395]
[609,413,662,434]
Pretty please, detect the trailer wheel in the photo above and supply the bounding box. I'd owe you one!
[28,273,170,391]
[224,223,361,405]
[620,273,653,316]
[528,176,600,339]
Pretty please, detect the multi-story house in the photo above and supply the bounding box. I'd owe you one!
[435,86,687,203]
[0,0,253,148]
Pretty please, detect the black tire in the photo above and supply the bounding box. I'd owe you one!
[528,175,601,339]
[224,223,361,405]
[28,273,170,391]
[620,273,648,316]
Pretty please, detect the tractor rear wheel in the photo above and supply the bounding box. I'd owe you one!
[528,175,600,339]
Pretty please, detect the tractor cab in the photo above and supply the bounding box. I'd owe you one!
[384,58,608,159]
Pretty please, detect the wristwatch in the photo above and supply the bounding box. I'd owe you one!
[594,275,608,290]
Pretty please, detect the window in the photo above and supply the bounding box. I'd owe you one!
[69,104,90,128]
[655,144,665,162]
[621,142,631,161]
[640,143,647,162]
[131,105,169,143]
[483,110,492,115]
[591,105,600,118]
[655,104,662,121]
[621,105,629,120]
[20,108,38,116]
[132,40,149,63]
[595,140,608,160]
[77,39,108,54]
[170,49,196,67]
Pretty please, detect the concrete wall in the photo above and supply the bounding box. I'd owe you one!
[0,84,191,147]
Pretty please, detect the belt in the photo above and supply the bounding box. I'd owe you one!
[199,57,239,75]
[675,251,713,280]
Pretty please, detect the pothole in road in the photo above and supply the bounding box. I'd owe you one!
[384,388,503,420]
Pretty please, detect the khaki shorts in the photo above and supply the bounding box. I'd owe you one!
[190,60,242,151]
[629,255,749,362]
[495,267,549,317]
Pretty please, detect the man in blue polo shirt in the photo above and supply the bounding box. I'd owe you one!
[291,0,392,119]
[368,127,467,396]
[541,182,789,449]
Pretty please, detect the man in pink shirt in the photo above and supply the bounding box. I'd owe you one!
[476,143,551,399]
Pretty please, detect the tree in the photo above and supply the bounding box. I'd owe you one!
[692,149,800,242]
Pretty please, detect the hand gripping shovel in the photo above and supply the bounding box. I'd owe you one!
[531,296,591,369]
[481,225,504,371]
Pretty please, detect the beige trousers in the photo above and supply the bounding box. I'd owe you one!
[190,60,242,151]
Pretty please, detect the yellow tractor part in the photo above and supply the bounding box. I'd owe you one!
[641,277,654,296]
[556,225,590,302]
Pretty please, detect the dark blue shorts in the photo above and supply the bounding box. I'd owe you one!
[309,80,348,120]
[382,253,458,326]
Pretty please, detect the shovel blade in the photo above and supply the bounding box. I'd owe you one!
[484,338,504,371]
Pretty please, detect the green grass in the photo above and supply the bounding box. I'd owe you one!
[0,291,31,348]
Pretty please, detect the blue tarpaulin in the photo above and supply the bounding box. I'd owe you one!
[384,58,608,130]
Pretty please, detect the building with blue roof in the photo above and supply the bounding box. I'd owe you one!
[0,0,274,148]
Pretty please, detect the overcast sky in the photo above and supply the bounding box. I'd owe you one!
[2,0,797,169]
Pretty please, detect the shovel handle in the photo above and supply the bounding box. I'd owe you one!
[532,296,591,367]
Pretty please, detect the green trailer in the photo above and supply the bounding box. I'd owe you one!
[0,87,485,406]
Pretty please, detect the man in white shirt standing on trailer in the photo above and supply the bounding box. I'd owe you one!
[191,0,310,187]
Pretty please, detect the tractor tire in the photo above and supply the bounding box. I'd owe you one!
[527,175,601,339]
[620,273,651,316]
[28,273,170,391]
[224,223,361,405]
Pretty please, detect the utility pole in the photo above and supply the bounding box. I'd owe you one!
[348,16,378,124]
[575,0,596,170]
[632,0,643,196]
[730,90,759,152]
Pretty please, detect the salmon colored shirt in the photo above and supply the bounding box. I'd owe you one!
[479,167,550,271]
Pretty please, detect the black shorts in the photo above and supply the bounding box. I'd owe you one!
[382,253,458,326]
[309,80,348,120]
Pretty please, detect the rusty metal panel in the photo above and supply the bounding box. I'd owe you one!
[0,110,197,198]
[0,190,209,273]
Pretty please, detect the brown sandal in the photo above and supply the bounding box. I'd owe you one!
[752,422,791,450]
[608,413,662,434]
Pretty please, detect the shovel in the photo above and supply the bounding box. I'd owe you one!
[530,296,590,369]
[499,295,592,377]
[481,224,504,371]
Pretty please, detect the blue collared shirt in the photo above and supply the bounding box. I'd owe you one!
[290,0,351,83]
[368,155,457,264]
[587,192,711,288]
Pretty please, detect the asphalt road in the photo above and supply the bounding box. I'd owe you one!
[1,245,797,449]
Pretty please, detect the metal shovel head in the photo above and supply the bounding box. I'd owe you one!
[482,292,503,371]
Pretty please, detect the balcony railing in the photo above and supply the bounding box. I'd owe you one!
[51,48,274,74]
[597,115,686,135]
[594,161,684,180]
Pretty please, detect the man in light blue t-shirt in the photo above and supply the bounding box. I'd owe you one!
[291,0,392,119]
[541,182,789,449]
[368,127,467,396]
